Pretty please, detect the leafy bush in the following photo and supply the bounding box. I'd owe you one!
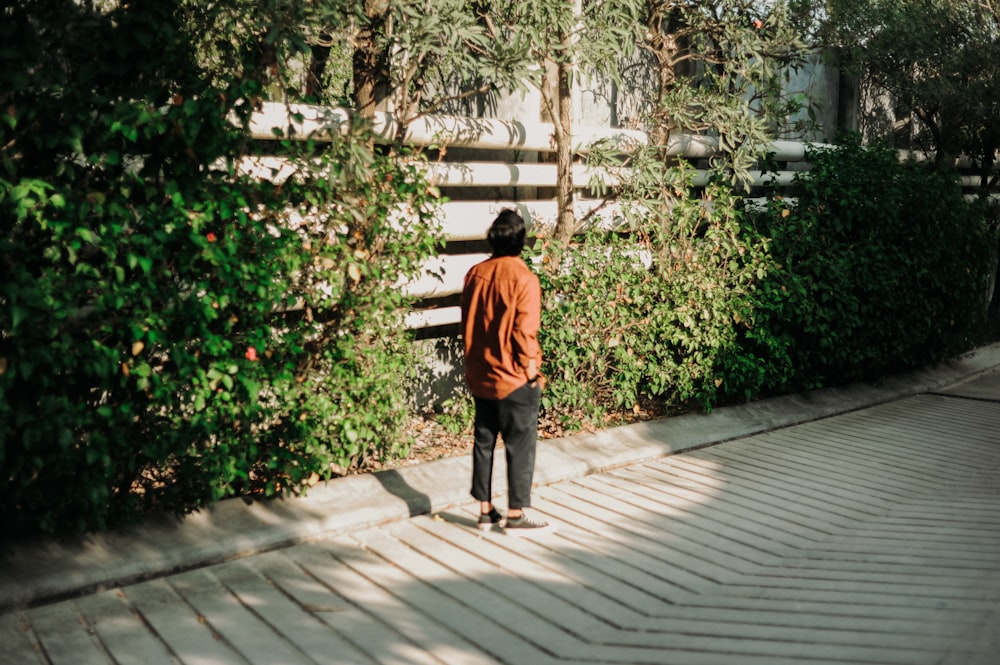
[537,180,768,426]
[435,393,476,436]
[0,2,442,534]
[734,136,995,392]
[539,137,995,428]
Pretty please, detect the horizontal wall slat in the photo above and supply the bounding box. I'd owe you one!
[431,199,631,240]
[237,156,803,191]
[400,253,489,299]
[248,103,830,162]
[424,162,615,188]
[402,247,652,329]
[404,306,462,329]
[249,102,646,154]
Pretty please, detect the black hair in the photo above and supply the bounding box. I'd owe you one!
[487,209,526,257]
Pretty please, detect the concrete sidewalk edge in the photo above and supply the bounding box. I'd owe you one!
[2,342,999,611]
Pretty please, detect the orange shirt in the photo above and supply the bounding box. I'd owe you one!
[461,255,542,400]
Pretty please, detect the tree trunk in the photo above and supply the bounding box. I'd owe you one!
[553,57,575,247]
[353,28,378,120]
[352,1,390,121]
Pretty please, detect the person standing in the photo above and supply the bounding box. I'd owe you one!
[461,209,551,534]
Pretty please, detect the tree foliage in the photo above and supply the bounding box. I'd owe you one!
[341,0,542,126]
[824,0,1000,192]
[540,138,995,427]
[487,0,644,248]
[640,0,816,181]
[335,0,645,245]
[538,175,769,420]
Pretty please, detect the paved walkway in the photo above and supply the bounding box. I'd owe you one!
[2,345,999,664]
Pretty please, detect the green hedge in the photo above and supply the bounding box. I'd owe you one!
[538,137,996,426]
[0,1,441,535]
[732,137,996,394]
[537,181,767,422]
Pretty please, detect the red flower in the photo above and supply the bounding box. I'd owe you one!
[753,19,764,29]
[245,346,259,361]
[206,232,217,243]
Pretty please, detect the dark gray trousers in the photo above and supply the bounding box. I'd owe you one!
[470,382,540,510]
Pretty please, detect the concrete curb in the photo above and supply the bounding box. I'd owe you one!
[2,342,999,612]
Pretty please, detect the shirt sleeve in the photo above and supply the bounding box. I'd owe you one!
[512,272,542,372]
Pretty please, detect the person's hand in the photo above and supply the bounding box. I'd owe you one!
[526,360,544,390]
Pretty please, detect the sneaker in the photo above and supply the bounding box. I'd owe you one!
[503,513,554,536]
[477,508,504,531]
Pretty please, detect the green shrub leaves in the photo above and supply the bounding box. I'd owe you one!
[0,2,442,534]
[538,138,995,428]
[741,137,995,391]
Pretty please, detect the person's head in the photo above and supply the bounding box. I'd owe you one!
[487,209,527,257]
